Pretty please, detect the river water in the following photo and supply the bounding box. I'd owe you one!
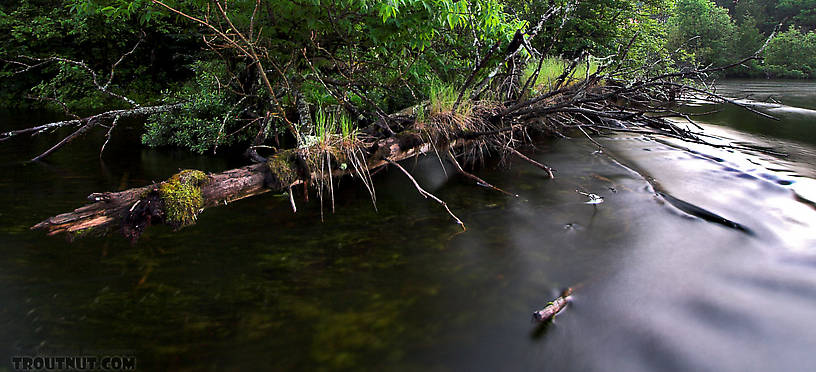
[1,80,816,371]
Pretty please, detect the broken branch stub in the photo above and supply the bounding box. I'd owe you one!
[532,288,573,322]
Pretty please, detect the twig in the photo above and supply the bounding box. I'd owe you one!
[2,104,183,161]
[575,114,604,149]
[214,96,248,154]
[446,151,517,197]
[501,145,554,179]
[288,183,297,213]
[32,120,97,162]
[15,33,144,108]
[453,39,502,112]
[471,4,568,99]
[2,104,181,142]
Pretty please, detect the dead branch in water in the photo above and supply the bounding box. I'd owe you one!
[30,126,477,238]
[387,159,466,231]
[446,150,517,197]
[533,288,573,322]
[501,144,555,179]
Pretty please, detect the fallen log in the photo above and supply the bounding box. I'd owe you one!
[30,129,478,238]
[32,163,269,237]
[26,88,721,239]
[28,52,774,240]
[532,288,573,322]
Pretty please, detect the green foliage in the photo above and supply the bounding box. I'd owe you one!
[510,0,675,58]
[11,0,816,157]
[67,0,166,26]
[142,61,251,154]
[0,0,198,108]
[311,108,357,146]
[338,113,356,140]
[666,0,737,67]
[775,0,816,31]
[28,61,110,110]
[674,0,816,77]
[729,15,765,76]
[314,107,337,146]
[76,0,527,151]
[428,82,459,115]
[762,26,816,78]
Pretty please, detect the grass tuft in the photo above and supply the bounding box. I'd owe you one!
[428,82,472,117]
[522,57,599,94]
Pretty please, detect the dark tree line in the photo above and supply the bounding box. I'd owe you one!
[670,0,816,78]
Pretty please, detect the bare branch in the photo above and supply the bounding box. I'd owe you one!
[446,150,517,197]
[99,114,121,159]
[387,159,466,231]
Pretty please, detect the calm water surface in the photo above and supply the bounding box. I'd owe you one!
[1,80,816,371]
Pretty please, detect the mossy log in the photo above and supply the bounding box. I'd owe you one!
[31,163,270,237]
[30,133,467,238]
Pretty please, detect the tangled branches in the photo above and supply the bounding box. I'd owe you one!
[4,2,788,239]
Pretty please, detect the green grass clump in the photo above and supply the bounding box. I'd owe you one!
[428,82,472,117]
[522,57,599,94]
[312,107,357,144]
[158,170,209,228]
[338,112,355,140]
[314,107,336,145]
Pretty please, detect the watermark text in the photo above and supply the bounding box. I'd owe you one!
[10,355,136,371]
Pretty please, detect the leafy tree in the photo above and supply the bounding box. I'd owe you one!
[0,0,200,109]
[666,0,736,68]
[702,0,816,77]
[54,0,529,152]
[508,0,674,58]
[728,15,765,76]
[776,0,816,31]
[762,26,816,78]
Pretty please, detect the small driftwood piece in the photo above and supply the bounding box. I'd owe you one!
[532,288,573,322]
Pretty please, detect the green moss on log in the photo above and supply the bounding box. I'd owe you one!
[267,150,298,186]
[68,227,94,241]
[158,169,209,228]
